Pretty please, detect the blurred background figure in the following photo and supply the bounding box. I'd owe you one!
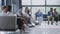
[17,7,29,34]
[35,9,43,25]
[1,6,8,16]
[1,5,16,16]
[53,8,59,25]
[17,7,23,16]
[23,7,34,32]
[47,8,54,25]
[24,7,32,25]
[7,5,16,16]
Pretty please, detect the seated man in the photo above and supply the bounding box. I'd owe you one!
[47,8,54,25]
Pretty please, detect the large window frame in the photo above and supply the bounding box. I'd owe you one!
[22,0,60,14]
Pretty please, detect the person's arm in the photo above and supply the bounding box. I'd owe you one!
[35,12,37,20]
[21,17,28,26]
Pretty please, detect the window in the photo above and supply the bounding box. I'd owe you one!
[6,0,11,5]
[46,7,60,14]
[11,0,19,13]
[22,0,31,5]
[32,0,45,5]
[0,0,2,13]
[47,0,60,5]
[12,4,19,13]
[22,0,60,19]
[22,0,45,5]
[31,7,45,19]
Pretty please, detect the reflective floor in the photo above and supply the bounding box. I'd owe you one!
[0,21,60,34]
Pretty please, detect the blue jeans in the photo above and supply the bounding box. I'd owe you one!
[25,17,31,24]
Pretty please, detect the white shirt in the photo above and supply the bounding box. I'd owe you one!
[23,13,30,18]
[0,11,16,16]
[7,12,16,16]
[0,11,8,16]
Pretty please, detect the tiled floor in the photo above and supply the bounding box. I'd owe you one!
[0,21,60,34]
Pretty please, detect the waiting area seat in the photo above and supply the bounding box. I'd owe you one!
[43,14,60,21]
[0,16,17,31]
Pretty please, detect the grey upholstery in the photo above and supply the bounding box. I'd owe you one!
[0,16,17,31]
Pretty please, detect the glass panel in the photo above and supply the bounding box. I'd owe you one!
[2,0,4,5]
[46,7,60,14]
[31,7,45,19]
[12,4,19,13]
[0,0,2,13]
[47,0,60,5]
[22,0,31,5]
[32,0,45,5]
[12,0,19,4]
[6,0,11,5]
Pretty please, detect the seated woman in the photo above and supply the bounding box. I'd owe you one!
[24,7,32,24]
[17,8,28,34]
[35,9,43,25]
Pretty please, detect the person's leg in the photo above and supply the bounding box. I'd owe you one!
[48,18,49,25]
[27,17,31,24]
[55,17,58,25]
[38,17,41,25]
[40,17,43,25]
[56,22,58,25]
[37,17,40,25]
[51,17,54,25]
[48,16,50,25]
[20,29,23,34]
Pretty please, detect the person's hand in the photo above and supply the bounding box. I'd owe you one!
[23,24,27,27]
[30,16,33,18]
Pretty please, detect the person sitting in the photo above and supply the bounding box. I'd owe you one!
[24,7,32,25]
[35,9,43,25]
[1,5,16,16]
[0,6,8,16]
[47,8,54,25]
[7,5,16,16]
[17,7,29,34]
[53,8,59,25]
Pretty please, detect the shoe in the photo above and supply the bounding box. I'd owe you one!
[56,23,58,25]
[51,23,53,25]
[48,22,49,25]
[24,30,29,33]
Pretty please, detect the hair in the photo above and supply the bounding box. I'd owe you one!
[7,5,11,12]
[2,6,7,10]
[54,8,56,10]
[50,8,53,12]
[50,8,53,10]
[25,7,28,12]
